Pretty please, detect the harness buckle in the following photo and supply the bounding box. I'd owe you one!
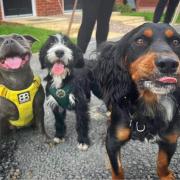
[136,122,146,132]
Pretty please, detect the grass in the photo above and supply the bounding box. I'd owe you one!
[121,11,180,23]
[0,23,59,53]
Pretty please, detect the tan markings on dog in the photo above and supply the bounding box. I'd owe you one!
[140,89,157,104]
[157,150,175,180]
[165,29,174,38]
[165,134,179,144]
[130,53,156,82]
[116,128,131,141]
[112,154,124,180]
[143,28,153,38]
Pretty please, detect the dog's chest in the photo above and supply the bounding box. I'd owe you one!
[130,95,176,142]
[48,84,74,109]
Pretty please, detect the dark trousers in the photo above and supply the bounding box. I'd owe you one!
[153,0,179,23]
[77,0,115,53]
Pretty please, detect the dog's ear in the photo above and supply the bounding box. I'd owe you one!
[95,25,144,105]
[39,39,49,69]
[72,45,84,68]
[39,45,47,69]
[23,35,39,46]
[62,34,84,68]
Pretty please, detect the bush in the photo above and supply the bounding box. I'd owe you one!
[113,4,132,13]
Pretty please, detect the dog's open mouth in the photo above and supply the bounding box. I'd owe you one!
[0,53,30,70]
[143,76,177,94]
[51,62,65,76]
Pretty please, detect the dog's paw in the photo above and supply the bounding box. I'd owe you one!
[46,95,58,109]
[77,143,89,151]
[53,137,65,144]
[69,93,76,106]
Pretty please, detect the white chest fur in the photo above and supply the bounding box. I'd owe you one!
[159,95,176,122]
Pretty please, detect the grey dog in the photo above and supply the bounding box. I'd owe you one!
[0,34,46,137]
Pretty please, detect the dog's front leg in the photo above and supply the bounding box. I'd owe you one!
[74,95,90,151]
[33,86,48,137]
[0,114,9,138]
[106,105,131,180]
[157,135,179,180]
[53,107,66,144]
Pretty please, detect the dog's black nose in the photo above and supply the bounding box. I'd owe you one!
[55,50,64,58]
[155,58,179,73]
[4,39,15,46]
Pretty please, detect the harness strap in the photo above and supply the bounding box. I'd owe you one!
[0,76,41,127]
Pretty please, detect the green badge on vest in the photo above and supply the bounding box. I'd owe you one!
[49,84,73,109]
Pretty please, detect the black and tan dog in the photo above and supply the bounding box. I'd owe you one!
[39,33,91,150]
[93,23,180,179]
[0,34,46,137]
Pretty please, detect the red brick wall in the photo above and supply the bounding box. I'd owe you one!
[36,0,63,16]
[116,0,123,4]
[136,0,158,7]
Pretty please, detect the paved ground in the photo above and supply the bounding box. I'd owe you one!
[4,12,145,40]
[1,24,180,180]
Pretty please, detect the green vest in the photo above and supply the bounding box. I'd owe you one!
[48,84,73,109]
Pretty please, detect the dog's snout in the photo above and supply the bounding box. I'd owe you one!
[4,39,15,46]
[155,58,179,73]
[55,50,64,58]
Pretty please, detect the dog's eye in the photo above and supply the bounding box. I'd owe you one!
[136,38,144,46]
[172,39,180,47]
[15,36,23,41]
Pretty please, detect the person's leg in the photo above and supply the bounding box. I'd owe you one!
[96,0,115,47]
[77,0,101,53]
[164,0,179,23]
[153,0,168,23]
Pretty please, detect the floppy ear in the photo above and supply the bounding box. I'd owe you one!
[23,35,38,45]
[39,46,46,69]
[112,25,148,101]
[63,34,84,68]
[95,25,144,106]
[72,45,84,68]
[95,41,123,105]
[39,38,50,69]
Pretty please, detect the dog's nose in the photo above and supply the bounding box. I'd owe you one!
[55,50,64,58]
[155,58,179,73]
[4,39,15,46]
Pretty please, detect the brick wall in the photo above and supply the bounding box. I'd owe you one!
[116,0,123,4]
[36,0,63,16]
[136,0,158,7]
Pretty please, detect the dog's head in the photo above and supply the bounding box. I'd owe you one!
[97,23,180,104]
[124,23,180,95]
[0,34,37,72]
[39,33,84,88]
[122,24,180,94]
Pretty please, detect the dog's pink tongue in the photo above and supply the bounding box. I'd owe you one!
[158,77,177,83]
[51,63,64,75]
[5,57,22,69]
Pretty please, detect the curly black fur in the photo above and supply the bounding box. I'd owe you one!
[39,34,91,148]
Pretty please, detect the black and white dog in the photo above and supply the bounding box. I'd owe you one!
[39,34,91,150]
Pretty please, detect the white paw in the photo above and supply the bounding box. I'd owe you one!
[46,95,58,109]
[69,93,75,106]
[105,111,111,117]
[77,143,89,151]
[53,137,65,144]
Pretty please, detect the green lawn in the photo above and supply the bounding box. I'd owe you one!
[0,23,59,53]
[121,11,180,23]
